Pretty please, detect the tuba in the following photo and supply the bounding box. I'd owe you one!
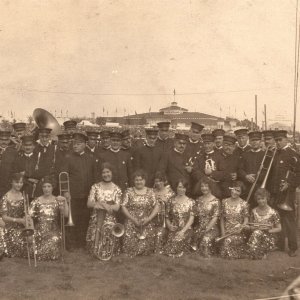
[94,209,124,261]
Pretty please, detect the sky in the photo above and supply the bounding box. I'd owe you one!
[0,0,298,128]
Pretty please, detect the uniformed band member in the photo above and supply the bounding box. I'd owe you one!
[121,129,132,153]
[62,132,96,250]
[212,129,225,153]
[155,122,174,152]
[133,128,164,187]
[0,130,17,198]
[186,122,204,162]
[12,122,26,139]
[238,131,265,207]
[54,132,71,176]
[63,120,77,134]
[269,130,300,257]
[160,133,191,193]
[98,130,111,153]
[234,128,251,158]
[263,130,276,150]
[86,131,99,157]
[98,132,132,191]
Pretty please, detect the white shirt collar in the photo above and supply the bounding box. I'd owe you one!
[110,148,120,153]
[24,153,33,157]
[174,148,184,154]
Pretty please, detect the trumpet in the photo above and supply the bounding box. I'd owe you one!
[94,209,124,261]
[22,192,37,267]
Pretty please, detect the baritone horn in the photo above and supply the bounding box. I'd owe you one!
[59,172,74,227]
[94,209,125,261]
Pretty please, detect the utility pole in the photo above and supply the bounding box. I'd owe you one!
[264,104,267,130]
[255,95,258,128]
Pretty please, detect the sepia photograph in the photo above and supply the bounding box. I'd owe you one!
[0,1,300,299]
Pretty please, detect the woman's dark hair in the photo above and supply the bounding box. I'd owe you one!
[100,162,115,178]
[42,175,57,189]
[153,171,168,185]
[193,177,214,197]
[175,178,189,190]
[231,180,245,193]
[11,173,23,183]
[254,188,270,201]
[132,169,148,182]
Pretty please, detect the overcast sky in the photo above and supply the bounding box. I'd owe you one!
[0,1,298,128]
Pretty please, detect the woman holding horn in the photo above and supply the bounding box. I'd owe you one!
[219,181,249,259]
[2,173,28,258]
[247,188,281,259]
[86,162,122,257]
[28,176,68,260]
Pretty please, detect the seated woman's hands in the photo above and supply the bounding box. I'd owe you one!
[56,196,66,212]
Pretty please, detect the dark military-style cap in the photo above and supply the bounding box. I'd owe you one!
[273,130,288,140]
[110,132,122,140]
[12,122,26,131]
[21,135,35,144]
[212,129,225,137]
[174,133,189,141]
[0,130,11,138]
[121,129,131,139]
[100,130,111,138]
[262,130,275,139]
[157,121,170,130]
[223,135,237,145]
[248,131,262,141]
[57,132,71,141]
[63,120,77,130]
[38,128,52,135]
[190,122,204,132]
[201,133,215,143]
[234,128,249,137]
[86,131,99,139]
[145,128,159,136]
[72,132,88,142]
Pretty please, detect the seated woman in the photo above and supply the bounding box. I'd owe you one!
[247,188,281,259]
[86,162,122,258]
[2,173,27,258]
[29,176,68,261]
[122,170,159,257]
[219,181,249,259]
[163,179,194,258]
[192,178,220,257]
[153,171,175,254]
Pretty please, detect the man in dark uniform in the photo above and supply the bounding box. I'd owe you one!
[212,129,225,153]
[191,133,223,198]
[234,128,251,158]
[11,122,26,151]
[121,129,134,155]
[34,128,57,196]
[98,132,132,191]
[238,131,265,206]
[0,130,18,198]
[263,130,276,150]
[160,133,191,193]
[62,132,97,250]
[155,122,174,152]
[86,131,100,157]
[54,132,72,178]
[269,130,300,257]
[218,135,240,198]
[133,128,164,187]
[186,122,204,164]
[98,130,111,153]
[63,120,77,134]
[12,135,41,199]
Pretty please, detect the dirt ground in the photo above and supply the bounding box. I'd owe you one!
[0,249,299,300]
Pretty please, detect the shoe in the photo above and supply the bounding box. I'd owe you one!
[288,250,297,257]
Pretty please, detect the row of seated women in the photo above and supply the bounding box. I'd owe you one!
[0,164,281,262]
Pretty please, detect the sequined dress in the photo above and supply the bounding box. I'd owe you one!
[163,197,194,257]
[2,193,26,258]
[29,197,61,261]
[247,206,280,259]
[122,187,157,257]
[153,185,175,253]
[86,182,122,255]
[220,198,249,259]
[193,196,220,256]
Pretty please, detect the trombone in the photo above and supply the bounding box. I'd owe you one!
[21,192,37,267]
[58,172,74,254]
[246,146,277,203]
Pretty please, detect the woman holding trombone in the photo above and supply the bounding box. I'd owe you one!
[29,176,68,261]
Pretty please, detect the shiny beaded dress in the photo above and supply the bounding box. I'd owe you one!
[122,187,157,257]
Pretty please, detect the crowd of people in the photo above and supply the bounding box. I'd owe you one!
[0,119,299,263]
